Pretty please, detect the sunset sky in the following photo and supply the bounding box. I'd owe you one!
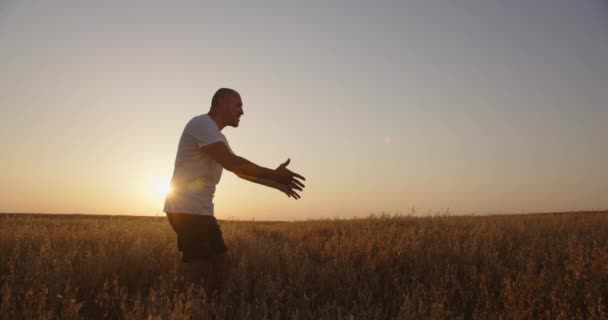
[1,0,607,220]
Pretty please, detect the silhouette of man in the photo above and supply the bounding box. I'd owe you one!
[164,88,305,294]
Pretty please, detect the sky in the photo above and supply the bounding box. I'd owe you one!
[1,0,607,220]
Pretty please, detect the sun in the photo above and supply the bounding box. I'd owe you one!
[154,178,172,199]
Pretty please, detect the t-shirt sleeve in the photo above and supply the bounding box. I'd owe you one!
[187,118,228,149]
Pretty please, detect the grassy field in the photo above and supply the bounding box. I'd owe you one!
[1,212,607,319]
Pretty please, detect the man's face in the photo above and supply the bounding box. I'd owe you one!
[223,93,244,127]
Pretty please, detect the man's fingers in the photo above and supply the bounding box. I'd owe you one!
[292,179,305,189]
[292,172,305,181]
[287,188,300,199]
[281,186,301,199]
[288,181,303,190]
[285,188,293,198]
[290,184,303,191]
[279,158,290,169]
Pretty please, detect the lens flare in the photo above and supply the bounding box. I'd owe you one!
[154,179,172,198]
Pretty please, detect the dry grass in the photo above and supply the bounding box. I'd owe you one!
[1,212,607,319]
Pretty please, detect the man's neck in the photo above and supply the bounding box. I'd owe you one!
[207,112,225,131]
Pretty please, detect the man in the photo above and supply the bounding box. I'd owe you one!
[164,88,305,294]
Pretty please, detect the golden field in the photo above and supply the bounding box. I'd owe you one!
[1,212,607,319]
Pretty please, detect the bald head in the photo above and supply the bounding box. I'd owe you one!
[208,88,244,129]
[211,88,240,109]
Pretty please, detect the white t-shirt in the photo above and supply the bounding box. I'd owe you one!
[164,114,231,215]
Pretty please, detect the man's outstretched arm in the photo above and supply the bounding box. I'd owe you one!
[200,141,305,192]
[235,173,301,199]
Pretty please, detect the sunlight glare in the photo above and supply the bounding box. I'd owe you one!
[154,178,172,199]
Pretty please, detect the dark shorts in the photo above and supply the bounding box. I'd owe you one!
[166,213,228,262]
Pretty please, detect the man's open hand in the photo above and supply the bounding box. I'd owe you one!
[276,183,302,199]
[274,159,306,199]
